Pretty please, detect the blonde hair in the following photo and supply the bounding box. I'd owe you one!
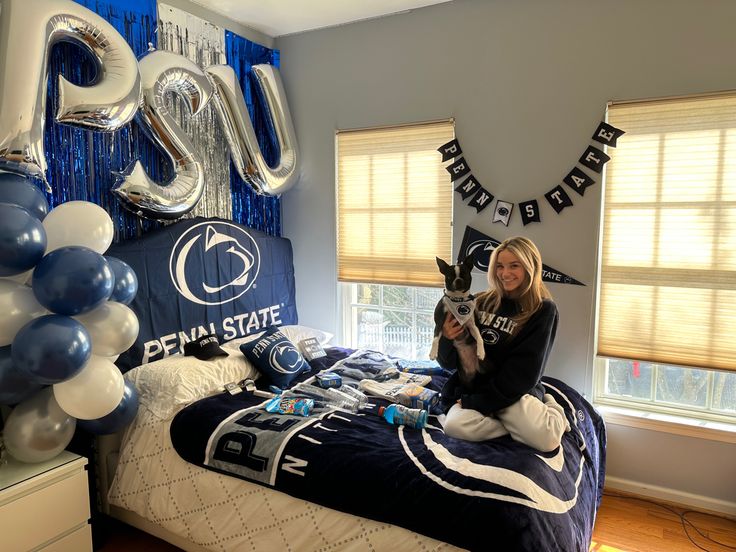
[476,236,552,329]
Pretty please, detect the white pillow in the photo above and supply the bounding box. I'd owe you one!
[221,324,334,350]
[125,350,259,420]
[280,324,334,345]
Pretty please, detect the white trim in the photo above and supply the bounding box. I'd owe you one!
[604,476,736,519]
[598,405,736,444]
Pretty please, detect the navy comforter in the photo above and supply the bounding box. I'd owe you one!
[171,348,606,552]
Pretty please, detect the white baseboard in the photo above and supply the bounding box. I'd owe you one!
[605,476,736,518]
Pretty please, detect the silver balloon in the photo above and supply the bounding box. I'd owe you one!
[0,0,141,185]
[3,387,76,463]
[112,49,214,220]
[207,63,300,196]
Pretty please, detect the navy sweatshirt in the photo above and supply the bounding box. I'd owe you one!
[438,297,558,415]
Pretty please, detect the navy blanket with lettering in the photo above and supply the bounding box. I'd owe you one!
[171,348,606,552]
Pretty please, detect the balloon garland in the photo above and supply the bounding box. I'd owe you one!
[0,172,140,463]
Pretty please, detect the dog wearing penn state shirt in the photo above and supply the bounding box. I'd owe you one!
[429,255,485,362]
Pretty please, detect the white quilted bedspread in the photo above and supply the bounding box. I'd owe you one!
[108,405,464,551]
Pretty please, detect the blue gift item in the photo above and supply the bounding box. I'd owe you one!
[315,372,342,388]
[396,359,444,375]
[379,404,428,429]
[264,396,313,417]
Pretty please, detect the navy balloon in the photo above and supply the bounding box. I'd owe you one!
[0,203,47,277]
[32,246,114,316]
[104,256,138,305]
[77,380,139,435]
[12,314,91,385]
[0,172,49,220]
[0,345,43,405]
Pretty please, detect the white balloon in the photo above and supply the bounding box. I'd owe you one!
[3,387,76,463]
[42,201,114,254]
[0,279,47,346]
[53,355,124,420]
[74,301,139,357]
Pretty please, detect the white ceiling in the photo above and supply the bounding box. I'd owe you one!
[190,0,452,38]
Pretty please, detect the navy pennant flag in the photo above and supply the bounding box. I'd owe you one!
[469,187,494,213]
[492,200,513,226]
[545,185,574,214]
[519,199,541,226]
[446,157,472,181]
[591,121,625,147]
[458,226,585,286]
[578,145,611,174]
[438,138,463,161]
[455,175,482,200]
[563,167,596,196]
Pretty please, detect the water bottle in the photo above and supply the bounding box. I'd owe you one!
[378,404,428,429]
[294,383,359,412]
[338,384,368,408]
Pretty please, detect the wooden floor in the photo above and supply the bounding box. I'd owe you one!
[95,492,736,552]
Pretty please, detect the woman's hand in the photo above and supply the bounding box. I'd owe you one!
[442,312,466,340]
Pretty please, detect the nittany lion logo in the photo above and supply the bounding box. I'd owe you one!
[464,238,499,272]
[481,328,500,344]
[169,222,260,305]
[268,342,304,374]
[456,304,472,317]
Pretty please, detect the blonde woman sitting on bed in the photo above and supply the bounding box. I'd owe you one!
[437,236,570,452]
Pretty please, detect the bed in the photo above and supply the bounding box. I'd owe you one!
[96,216,607,552]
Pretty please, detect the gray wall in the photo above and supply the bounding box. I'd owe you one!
[276,0,736,506]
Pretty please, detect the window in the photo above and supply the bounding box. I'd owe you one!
[341,283,443,359]
[595,93,736,424]
[336,121,454,355]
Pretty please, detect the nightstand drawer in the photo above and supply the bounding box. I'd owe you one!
[0,469,90,551]
[41,524,93,552]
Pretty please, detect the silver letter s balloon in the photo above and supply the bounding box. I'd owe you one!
[112,49,214,220]
[207,64,300,196]
[0,0,141,184]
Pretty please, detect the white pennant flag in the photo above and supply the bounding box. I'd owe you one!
[493,200,514,226]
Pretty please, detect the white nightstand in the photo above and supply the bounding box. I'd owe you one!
[0,450,92,552]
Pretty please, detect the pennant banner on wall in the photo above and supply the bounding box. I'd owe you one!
[458,226,585,286]
[492,200,513,226]
[437,120,624,227]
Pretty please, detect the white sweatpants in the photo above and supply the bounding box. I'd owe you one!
[443,393,570,452]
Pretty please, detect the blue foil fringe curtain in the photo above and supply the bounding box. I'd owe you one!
[42,0,282,241]
[225,31,281,236]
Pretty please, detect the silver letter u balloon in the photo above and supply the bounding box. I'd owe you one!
[0,0,141,186]
[207,64,300,197]
[112,49,215,220]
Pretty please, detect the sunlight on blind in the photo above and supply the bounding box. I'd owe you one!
[599,94,736,372]
[336,121,454,287]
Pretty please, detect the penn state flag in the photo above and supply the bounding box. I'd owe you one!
[438,138,462,161]
[458,225,585,285]
[107,217,299,372]
[469,186,494,213]
[445,157,471,181]
[591,121,625,147]
[519,199,541,226]
[563,167,596,196]
[545,185,574,214]
[578,145,611,174]
[455,175,482,200]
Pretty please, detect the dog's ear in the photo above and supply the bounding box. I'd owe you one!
[461,253,475,271]
[436,256,451,273]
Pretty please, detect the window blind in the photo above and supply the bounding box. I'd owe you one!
[598,93,736,372]
[336,121,454,287]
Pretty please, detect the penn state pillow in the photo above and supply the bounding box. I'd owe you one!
[238,326,311,389]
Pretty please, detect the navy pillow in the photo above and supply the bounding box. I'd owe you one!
[239,326,311,389]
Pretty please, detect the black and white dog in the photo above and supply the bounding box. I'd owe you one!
[428,255,485,361]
